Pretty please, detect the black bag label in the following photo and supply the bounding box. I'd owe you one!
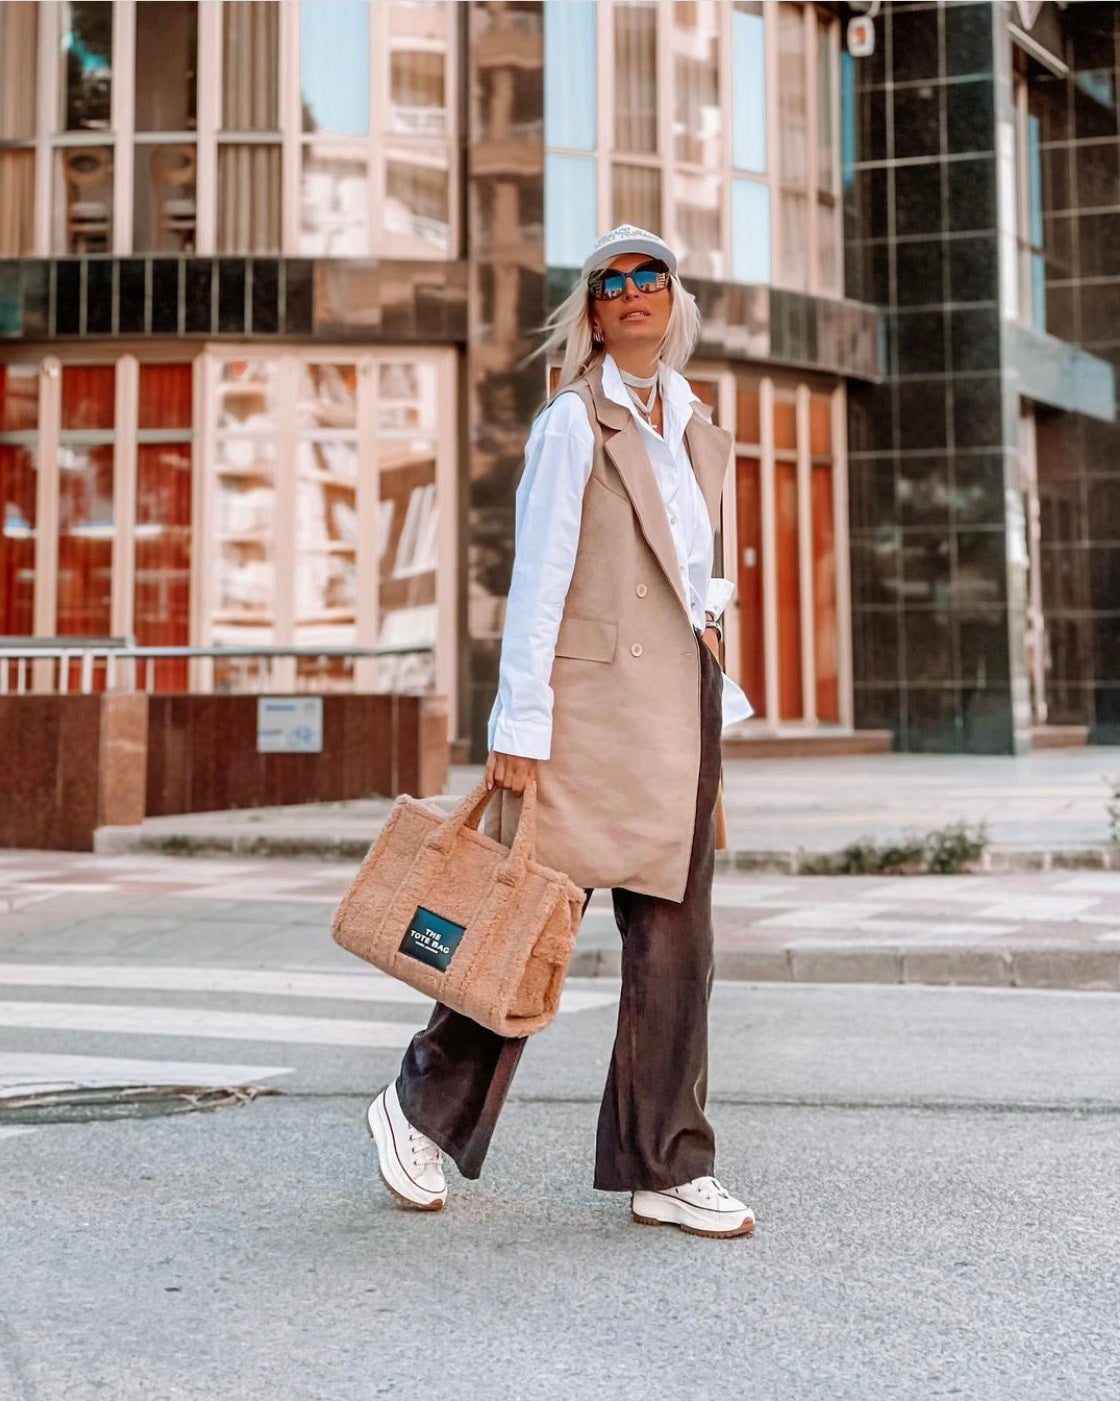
[399,905,466,972]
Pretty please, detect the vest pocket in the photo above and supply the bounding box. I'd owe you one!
[554,615,618,663]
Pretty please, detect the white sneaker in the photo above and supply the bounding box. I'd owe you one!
[631,1176,755,1238]
[366,1083,447,1212]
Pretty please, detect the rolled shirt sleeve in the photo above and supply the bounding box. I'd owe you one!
[486,394,595,761]
[704,576,735,622]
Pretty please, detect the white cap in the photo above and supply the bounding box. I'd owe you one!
[581,224,678,278]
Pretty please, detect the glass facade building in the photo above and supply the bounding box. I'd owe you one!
[1,0,1118,756]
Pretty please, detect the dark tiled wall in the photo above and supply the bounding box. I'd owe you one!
[844,0,1021,752]
[0,257,469,343]
[1026,6,1120,739]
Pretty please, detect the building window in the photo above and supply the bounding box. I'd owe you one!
[14,0,458,258]
[730,372,844,724]
[202,349,455,703]
[136,364,194,688]
[134,2,198,252]
[219,0,282,254]
[543,0,842,293]
[1013,72,1048,332]
[55,3,115,254]
[0,366,39,637]
[300,2,370,256]
[58,364,116,638]
[0,3,38,256]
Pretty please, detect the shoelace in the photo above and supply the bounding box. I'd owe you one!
[408,1128,442,1169]
[682,1176,731,1203]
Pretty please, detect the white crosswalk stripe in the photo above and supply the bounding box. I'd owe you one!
[0,963,620,1145]
[0,1001,421,1048]
[0,1053,293,1098]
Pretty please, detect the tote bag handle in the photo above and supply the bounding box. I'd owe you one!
[423,777,539,884]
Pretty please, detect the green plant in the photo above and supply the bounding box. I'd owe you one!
[798,821,989,876]
[1106,776,1120,845]
[925,820,988,874]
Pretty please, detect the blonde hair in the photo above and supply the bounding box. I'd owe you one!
[539,270,702,392]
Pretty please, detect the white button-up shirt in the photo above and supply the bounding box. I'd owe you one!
[487,354,754,760]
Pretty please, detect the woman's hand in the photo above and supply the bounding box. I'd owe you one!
[485,751,539,794]
[701,625,721,659]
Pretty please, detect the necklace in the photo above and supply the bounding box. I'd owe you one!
[619,365,660,419]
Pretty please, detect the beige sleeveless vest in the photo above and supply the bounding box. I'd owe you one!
[485,362,733,903]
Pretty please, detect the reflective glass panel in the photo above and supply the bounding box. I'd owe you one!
[544,0,596,150]
[301,1,369,137]
[56,146,114,253]
[388,1,450,137]
[0,153,35,255]
[301,148,369,255]
[811,462,838,721]
[545,153,597,266]
[63,2,113,132]
[614,1,658,154]
[775,459,802,720]
[612,162,660,234]
[731,178,771,283]
[384,153,451,256]
[673,1,720,166]
[675,170,723,279]
[135,442,191,688]
[779,190,809,289]
[777,2,808,188]
[0,444,37,635]
[62,364,115,430]
[816,19,835,196]
[217,144,281,253]
[1,4,38,139]
[57,442,114,635]
[135,2,197,132]
[0,364,38,432]
[732,3,766,173]
[135,142,197,252]
[222,1,279,130]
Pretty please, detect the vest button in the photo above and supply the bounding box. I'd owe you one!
[635,584,648,598]
[630,643,643,658]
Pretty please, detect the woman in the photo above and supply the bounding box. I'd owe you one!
[368,225,756,1239]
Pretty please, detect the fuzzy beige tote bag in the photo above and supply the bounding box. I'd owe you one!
[331,777,587,1037]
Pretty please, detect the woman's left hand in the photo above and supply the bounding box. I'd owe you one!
[701,625,721,659]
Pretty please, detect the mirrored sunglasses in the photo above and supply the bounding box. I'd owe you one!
[587,258,671,302]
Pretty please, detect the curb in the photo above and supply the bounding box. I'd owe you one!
[567,945,1120,991]
[99,824,1120,874]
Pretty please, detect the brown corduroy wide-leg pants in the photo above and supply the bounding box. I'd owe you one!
[395,628,723,1191]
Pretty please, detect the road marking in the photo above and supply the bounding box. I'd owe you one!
[0,1052,292,1097]
[0,1127,35,1141]
[0,964,431,1004]
[0,1001,417,1048]
[0,965,619,1015]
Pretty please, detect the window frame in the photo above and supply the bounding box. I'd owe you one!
[690,360,853,730]
[17,0,459,260]
[544,0,843,293]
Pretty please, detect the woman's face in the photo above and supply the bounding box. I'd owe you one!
[588,253,672,358]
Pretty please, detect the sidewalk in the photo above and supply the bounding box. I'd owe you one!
[2,851,1119,991]
[105,747,1120,872]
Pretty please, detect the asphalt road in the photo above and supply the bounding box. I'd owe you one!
[2,968,1119,1401]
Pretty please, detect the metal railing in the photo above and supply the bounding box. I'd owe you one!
[0,639,436,696]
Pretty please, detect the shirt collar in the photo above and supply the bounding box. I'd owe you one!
[601,353,700,423]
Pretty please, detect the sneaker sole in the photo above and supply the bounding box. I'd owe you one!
[631,1209,754,1239]
[366,1095,445,1213]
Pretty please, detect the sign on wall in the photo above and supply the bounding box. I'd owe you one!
[257,697,324,754]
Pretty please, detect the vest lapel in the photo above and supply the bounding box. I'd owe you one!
[585,368,690,616]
